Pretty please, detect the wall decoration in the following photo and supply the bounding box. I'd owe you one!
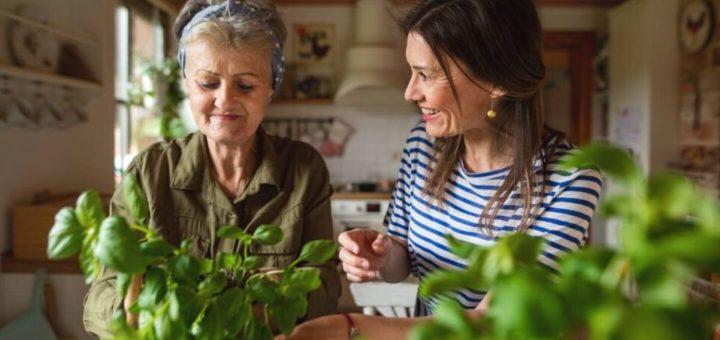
[679,0,715,54]
[292,23,334,65]
[611,106,644,162]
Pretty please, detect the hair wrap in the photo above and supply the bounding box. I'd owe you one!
[177,0,285,92]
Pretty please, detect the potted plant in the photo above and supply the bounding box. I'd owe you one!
[412,144,720,340]
[126,58,187,142]
[46,175,337,339]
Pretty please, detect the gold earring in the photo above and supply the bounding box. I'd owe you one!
[486,97,497,118]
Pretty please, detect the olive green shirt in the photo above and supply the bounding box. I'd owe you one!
[82,130,340,338]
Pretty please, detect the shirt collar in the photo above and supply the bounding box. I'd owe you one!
[170,129,282,193]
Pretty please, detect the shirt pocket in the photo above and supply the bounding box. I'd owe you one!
[174,215,211,257]
[248,203,303,268]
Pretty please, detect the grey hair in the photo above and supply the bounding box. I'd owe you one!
[173,0,287,89]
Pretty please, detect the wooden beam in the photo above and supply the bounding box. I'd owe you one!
[167,0,626,9]
[536,0,625,6]
[393,0,625,7]
[147,0,183,14]
[272,0,356,4]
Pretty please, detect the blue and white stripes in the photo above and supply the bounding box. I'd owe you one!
[383,123,603,315]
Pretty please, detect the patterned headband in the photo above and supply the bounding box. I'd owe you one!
[177,0,285,93]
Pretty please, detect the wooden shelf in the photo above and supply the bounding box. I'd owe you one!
[0,8,99,47]
[1,251,81,274]
[272,97,334,105]
[0,62,102,91]
[274,0,356,5]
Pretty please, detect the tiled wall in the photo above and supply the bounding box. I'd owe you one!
[267,104,419,184]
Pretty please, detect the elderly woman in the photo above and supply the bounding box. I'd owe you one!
[283,0,603,339]
[82,0,339,337]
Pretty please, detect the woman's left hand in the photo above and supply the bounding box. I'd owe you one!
[274,314,348,340]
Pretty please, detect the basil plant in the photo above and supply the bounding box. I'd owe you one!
[47,175,338,339]
[411,144,720,340]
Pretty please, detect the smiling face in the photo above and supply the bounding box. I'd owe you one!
[404,32,500,138]
[184,38,273,147]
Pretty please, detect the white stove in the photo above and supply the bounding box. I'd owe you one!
[331,198,390,240]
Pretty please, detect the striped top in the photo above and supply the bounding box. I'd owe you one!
[383,123,603,316]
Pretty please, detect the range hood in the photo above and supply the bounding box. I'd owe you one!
[334,0,411,107]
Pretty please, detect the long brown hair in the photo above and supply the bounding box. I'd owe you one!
[402,0,560,235]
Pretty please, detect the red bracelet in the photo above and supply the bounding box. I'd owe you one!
[341,313,360,339]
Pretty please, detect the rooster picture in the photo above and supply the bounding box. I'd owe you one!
[686,12,706,37]
[295,24,333,64]
[681,0,714,53]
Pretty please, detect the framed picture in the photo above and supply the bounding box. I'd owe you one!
[292,23,334,65]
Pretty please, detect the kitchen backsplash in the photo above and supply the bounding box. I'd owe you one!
[267,103,419,184]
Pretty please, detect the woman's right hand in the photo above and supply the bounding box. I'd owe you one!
[337,229,392,282]
[124,274,143,327]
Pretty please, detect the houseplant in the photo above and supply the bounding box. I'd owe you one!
[127,58,187,142]
[46,175,338,339]
[412,144,720,340]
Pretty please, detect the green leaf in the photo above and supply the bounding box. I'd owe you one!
[647,173,695,219]
[94,216,145,273]
[122,174,149,225]
[116,272,132,299]
[297,240,338,265]
[47,207,83,259]
[76,190,106,230]
[280,268,321,295]
[433,298,475,339]
[599,194,634,218]
[655,232,720,269]
[111,310,138,340]
[246,275,280,304]
[252,224,283,245]
[216,287,251,336]
[79,234,100,283]
[140,238,175,262]
[483,234,543,281]
[199,258,214,274]
[198,272,226,298]
[446,235,477,259]
[285,292,308,321]
[217,226,250,242]
[241,255,262,271]
[191,301,224,340]
[168,254,200,285]
[140,238,174,257]
[217,252,240,270]
[587,302,624,340]
[695,194,720,236]
[137,267,167,310]
[488,269,567,339]
[419,270,470,298]
[617,306,716,340]
[640,271,687,309]
[169,286,203,327]
[559,143,640,183]
[270,301,299,335]
[243,318,272,340]
[154,308,186,340]
[559,248,615,283]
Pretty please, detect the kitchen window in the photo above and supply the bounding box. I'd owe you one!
[114,0,173,180]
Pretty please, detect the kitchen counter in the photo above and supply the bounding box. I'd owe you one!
[332,192,392,200]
